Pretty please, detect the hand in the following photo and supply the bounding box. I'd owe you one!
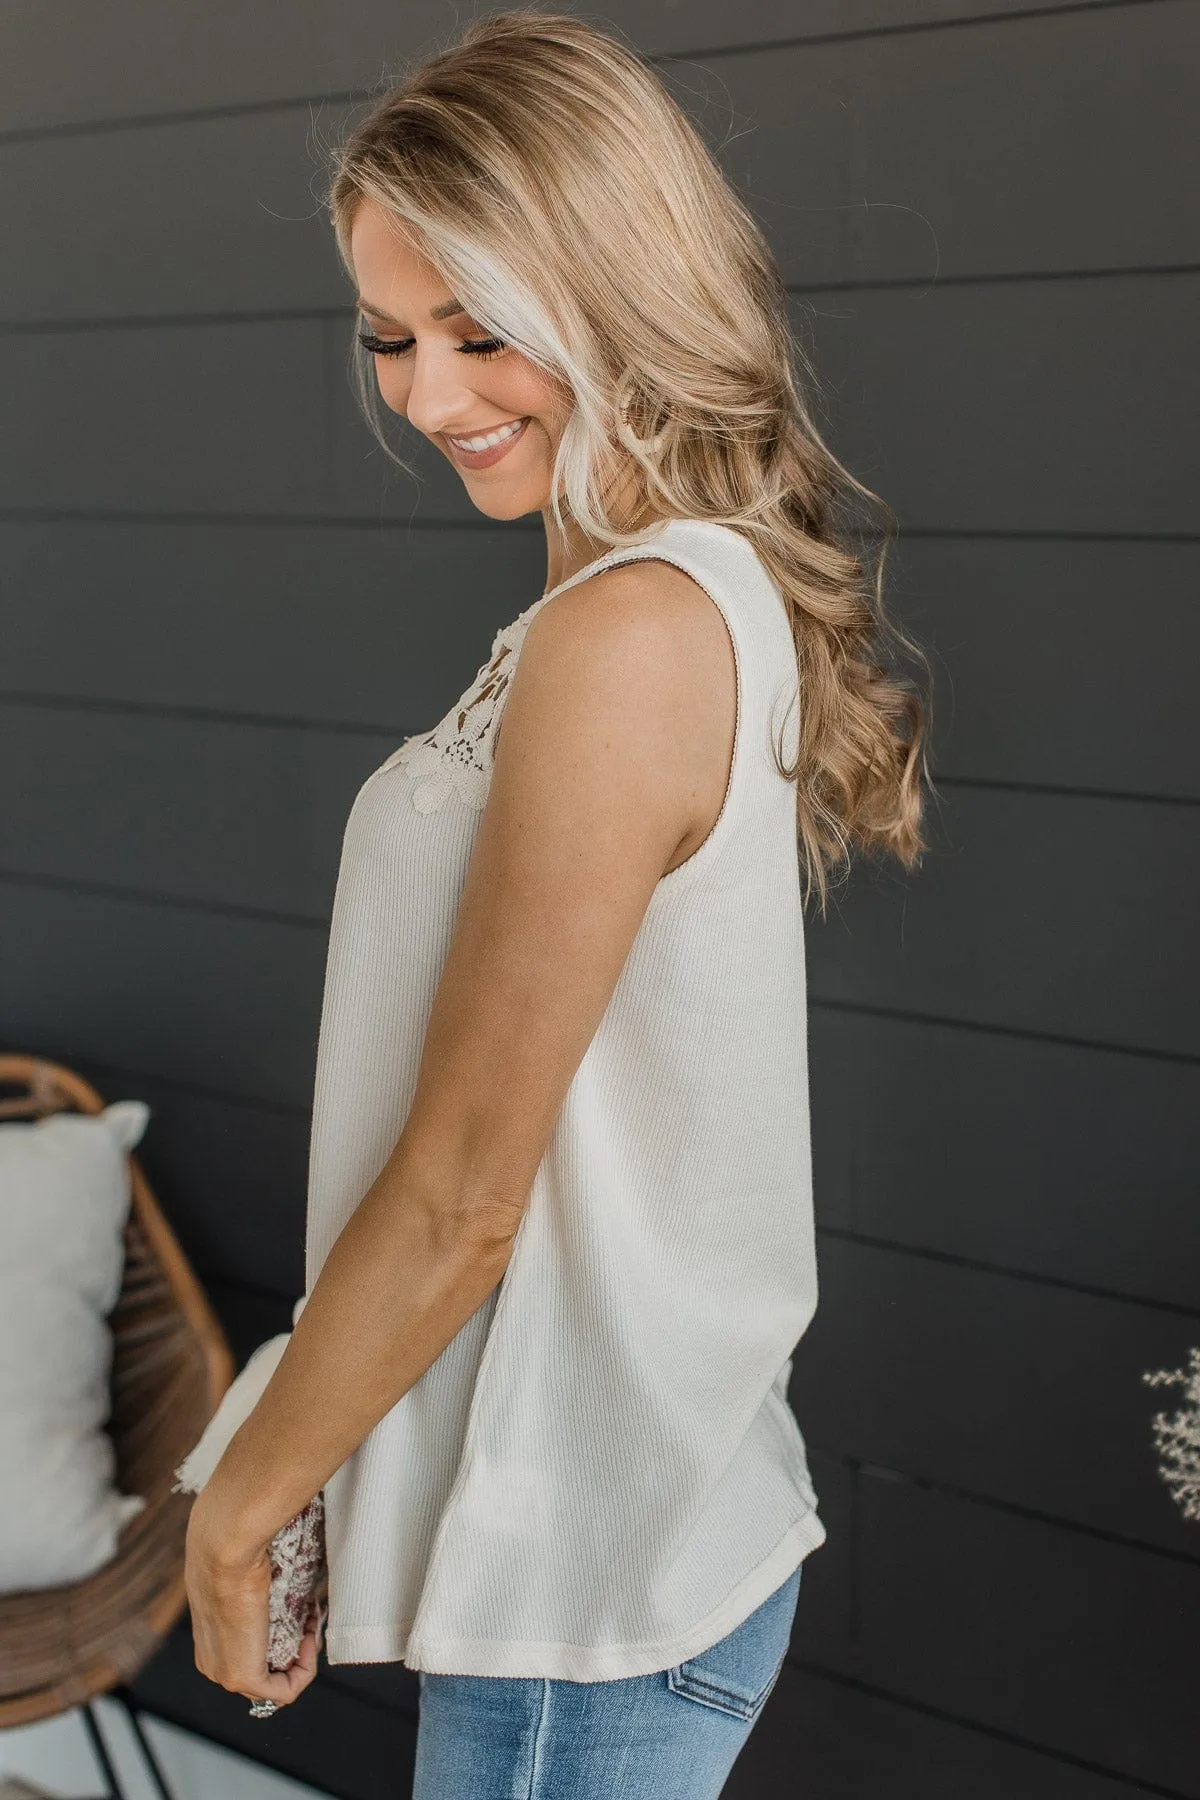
[184,1487,320,1709]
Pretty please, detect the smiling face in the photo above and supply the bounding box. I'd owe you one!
[349,195,579,522]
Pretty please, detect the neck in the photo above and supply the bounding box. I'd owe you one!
[540,469,663,596]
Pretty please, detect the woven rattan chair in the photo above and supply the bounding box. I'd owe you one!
[0,1055,235,1796]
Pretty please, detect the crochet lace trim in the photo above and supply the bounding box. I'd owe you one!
[385,529,674,815]
[387,595,553,815]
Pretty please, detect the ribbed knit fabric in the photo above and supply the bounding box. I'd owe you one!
[302,517,825,1679]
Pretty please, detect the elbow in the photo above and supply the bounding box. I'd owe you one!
[394,1133,532,1265]
[421,1186,529,1268]
[455,1198,528,1261]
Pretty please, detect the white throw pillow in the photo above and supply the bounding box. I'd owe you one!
[0,1099,151,1594]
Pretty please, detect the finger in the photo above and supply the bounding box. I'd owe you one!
[246,1625,321,1699]
[282,1630,320,1689]
[280,1658,317,1700]
[244,1657,317,1708]
[233,1666,307,1705]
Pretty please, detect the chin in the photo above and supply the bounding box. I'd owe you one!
[466,482,550,521]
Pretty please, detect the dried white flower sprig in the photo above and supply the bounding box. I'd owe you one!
[1143,1347,1200,1522]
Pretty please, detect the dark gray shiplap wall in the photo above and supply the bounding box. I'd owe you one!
[2,3,1196,1795]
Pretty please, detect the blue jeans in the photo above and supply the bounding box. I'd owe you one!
[412,1564,801,1799]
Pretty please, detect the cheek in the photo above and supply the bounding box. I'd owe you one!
[374,362,413,414]
[496,359,569,430]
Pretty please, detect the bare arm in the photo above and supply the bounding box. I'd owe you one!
[195,557,736,1552]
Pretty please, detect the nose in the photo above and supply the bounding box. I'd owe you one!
[400,343,475,440]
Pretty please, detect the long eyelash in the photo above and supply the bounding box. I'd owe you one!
[356,331,412,357]
[356,330,507,360]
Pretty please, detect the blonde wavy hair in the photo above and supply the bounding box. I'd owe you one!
[326,8,932,913]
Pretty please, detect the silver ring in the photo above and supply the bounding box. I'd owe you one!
[248,1698,279,1719]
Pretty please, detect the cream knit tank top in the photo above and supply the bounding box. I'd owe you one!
[302,516,825,1680]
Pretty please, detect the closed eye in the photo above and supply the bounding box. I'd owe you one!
[356,330,507,360]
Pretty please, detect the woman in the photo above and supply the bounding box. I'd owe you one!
[183,11,930,1796]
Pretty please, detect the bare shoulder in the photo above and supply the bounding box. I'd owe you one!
[516,555,736,732]
[495,554,737,874]
[529,554,731,653]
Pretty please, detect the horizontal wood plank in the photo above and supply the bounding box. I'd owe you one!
[704,3,1197,287]
[809,1007,1200,1308]
[0,320,330,517]
[729,1662,1162,1799]
[791,1237,1200,1554]
[0,104,349,321]
[856,1472,1200,1794]
[0,519,547,726]
[891,536,1200,800]
[0,704,389,918]
[806,784,1199,1059]
[794,273,1198,537]
[0,883,325,1109]
[0,1,1121,136]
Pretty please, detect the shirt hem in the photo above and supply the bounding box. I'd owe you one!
[325,1506,826,1679]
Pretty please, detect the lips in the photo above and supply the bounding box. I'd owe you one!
[444,416,530,470]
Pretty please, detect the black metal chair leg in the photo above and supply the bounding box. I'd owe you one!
[78,1691,179,1800]
[109,1688,179,1800]
[80,1699,131,1800]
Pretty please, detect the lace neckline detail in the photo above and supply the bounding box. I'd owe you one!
[383,524,674,815]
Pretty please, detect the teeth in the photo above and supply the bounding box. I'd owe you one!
[449,418,526,452]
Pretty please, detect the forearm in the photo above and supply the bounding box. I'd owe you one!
[200,1144,517,1553]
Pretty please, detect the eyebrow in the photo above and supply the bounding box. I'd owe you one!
[355,296,468,324]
